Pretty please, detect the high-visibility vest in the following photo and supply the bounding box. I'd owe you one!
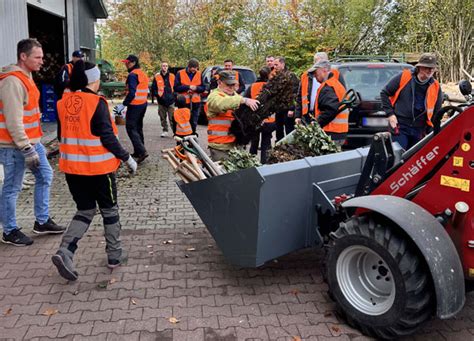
[389,69,440,127]
[57,91,121,175]
[65,63,73,77]
[174,108,192,136]
[314,76,349,134]
[128,68,149,105]
[154,72,175,97]
[177,69,202,104]
[300,71,310,116]
[0,71,42,143]
[207,93,235,144]
[250,81,275,123]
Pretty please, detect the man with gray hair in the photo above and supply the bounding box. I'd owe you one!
[295,52,329,124]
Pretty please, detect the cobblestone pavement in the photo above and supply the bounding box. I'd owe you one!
[1,104,473,340]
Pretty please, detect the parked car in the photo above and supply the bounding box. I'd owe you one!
[198,66,257,124]
[330,60,414,149]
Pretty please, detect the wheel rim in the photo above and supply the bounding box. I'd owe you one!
[336,245,396,316]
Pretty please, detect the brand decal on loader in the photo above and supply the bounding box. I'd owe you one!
[440,175,470,192]
[390,146,440,194]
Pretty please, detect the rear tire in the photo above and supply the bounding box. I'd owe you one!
[326,215,435,339]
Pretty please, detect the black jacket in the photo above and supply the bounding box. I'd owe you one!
[151,72,175,106]
[315,74,344,129]
[380,70,443,127]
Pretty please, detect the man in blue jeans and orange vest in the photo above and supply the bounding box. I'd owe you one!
[174,58,205,132]
[381,53,443,150]
[0,38,66,246]
[117,55,150,164]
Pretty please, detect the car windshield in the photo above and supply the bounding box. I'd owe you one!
[338,66,406,101]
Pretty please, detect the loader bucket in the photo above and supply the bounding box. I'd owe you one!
[178,147,402,267]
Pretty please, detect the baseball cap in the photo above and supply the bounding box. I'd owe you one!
[415,53,437,68]
[121,54,139,63]
[308,60,331,73]
[218,71,238,85]
[313,52,328,64]
[72,50,84,58]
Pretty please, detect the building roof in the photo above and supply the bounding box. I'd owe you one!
[88,0,108,19]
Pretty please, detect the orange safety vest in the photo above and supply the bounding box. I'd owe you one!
[57,91,121,175]
[250,81,275,123]
[314,76,349,134]
[174,108,192,136]
[300,71,310,116]
[0,71,43,143]
[177,69,202,104]
[154,72,175,97]
[207,93,235,144]
[389,69,439,127]
[128,69,149,105]
[65,63,73,76]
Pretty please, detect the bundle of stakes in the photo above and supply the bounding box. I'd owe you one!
[161,135,226,183]
[230,71,298,145]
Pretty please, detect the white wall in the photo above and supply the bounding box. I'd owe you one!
[0,0,29,67]
[26,0,65,17]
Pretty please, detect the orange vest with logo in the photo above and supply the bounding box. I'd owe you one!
[314,76,349,134]
[250,81,275,123]
[207,93,235,144]
[177,69,202,104]
[57,91,121,175]
[0,71,43,143]
[128,69,149,105]
[174,108,192,136]
[389,69,439,127]
[154,72,175,97]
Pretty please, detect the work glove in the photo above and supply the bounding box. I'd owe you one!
[113,104,126,115]
[21,144,40,169]
[125,155,137,175]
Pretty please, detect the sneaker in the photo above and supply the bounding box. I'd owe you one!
[135,152,149,164]
[107,259,121,269]
[2,229,33,246]
[160,131,169,138]
[51,251,78,281]
[33,218,66,235]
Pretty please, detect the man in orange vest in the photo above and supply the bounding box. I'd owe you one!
[206,71,259,161]
[223,59,245,94]
[0,39,66,246]
[381,53,442,150]
[295,52,329,125]
[151,61,175,137]
[247,66,274,163]
[174,58,205,132]
[119,54,150,163]
[54,50,84,99]
[305,60,349,145]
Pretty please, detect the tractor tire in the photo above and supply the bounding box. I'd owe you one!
[326,215,435,339]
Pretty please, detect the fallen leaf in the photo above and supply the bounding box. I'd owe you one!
[292,337,302,341]
[324,311,332,317]
[97,281,108,289]
[169,317,180,324]
[289,289,300,295]
[131,299,137,305]
[100,241,105,244]
[184,254,189,258]
[183,232,191,235]
[109,278,118,284]
[149,251,154,255]
[42,308,58,316]
[163,240,173,244]
[47,272,53,277]
[331,325,341,333]
[186,247,196,251]
[147,245,153,248]
[4,308,12,316]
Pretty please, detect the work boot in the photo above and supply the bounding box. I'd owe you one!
[135,152,149,164]
[107,251,127,269]
[33,218,66,235]
[51,250,78,281]
[160,131,168,138]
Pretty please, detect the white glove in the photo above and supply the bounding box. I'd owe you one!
[114,104,125,115]
[21,144,40,169]
[125,155,137,175]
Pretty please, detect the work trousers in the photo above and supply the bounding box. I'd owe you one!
[58,173,122,262]
[275,110,295,142]
[158,104,174,133]
[126,103,147,156]
[250,122,276,164]
[392,124,425,150]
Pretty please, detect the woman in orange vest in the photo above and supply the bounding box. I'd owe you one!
[52,60,137,282]
[172,95,193,137]
[380,53,442,150]
[247,66,274,163]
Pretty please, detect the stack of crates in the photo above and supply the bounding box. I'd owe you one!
[41,84,57,122]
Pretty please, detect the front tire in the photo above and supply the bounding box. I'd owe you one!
[326,215,435,339]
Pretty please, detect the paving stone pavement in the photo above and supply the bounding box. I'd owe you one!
[1,103,473,340]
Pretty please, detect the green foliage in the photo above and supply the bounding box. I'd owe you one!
[222,148,262,173]
[292,123,341,156]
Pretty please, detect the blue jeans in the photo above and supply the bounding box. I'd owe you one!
[392,124,425,150]
[0,143,52,234]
